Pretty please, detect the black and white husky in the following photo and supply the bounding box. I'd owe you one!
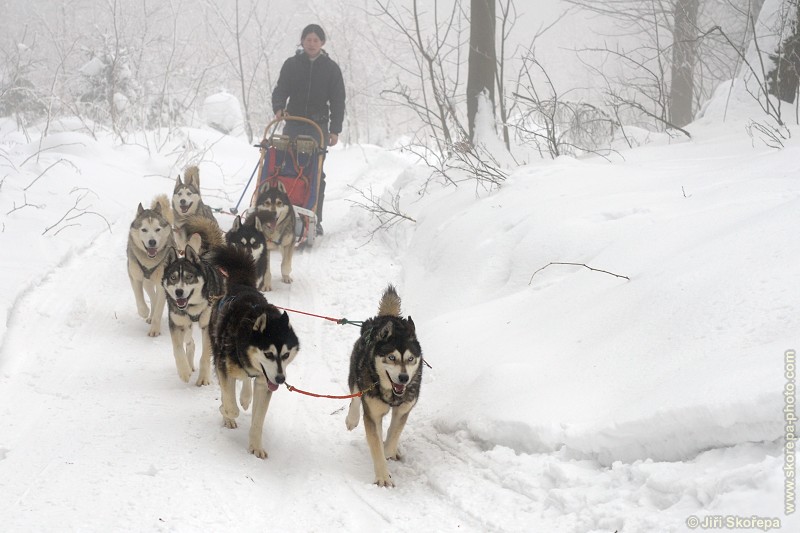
[345,285,423,487]
[209,245,300,458]
[162,234,226,386]
[127,195,175,337]
[246,181,294,291]
[225,215,268,292]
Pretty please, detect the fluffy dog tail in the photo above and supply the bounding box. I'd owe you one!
[151,194,174,226]
[184,165,200,188]
[183,214,225,254]
[211,244,257,288]
[377,284,402,317]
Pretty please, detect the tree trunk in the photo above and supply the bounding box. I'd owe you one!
[467,0,496,142]
[669,0,699,128]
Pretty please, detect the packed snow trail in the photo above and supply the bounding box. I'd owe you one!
[0,137,793,532]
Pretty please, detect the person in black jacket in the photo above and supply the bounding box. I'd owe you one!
[272,24,346,235]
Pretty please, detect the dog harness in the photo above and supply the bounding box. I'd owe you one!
[133,253,162,279]
[184,307,205,322]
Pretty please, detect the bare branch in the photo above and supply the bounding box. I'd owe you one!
[529,262,631,284]
[6,193,44,215]
[23,159,80,191]
[42,188,111,236]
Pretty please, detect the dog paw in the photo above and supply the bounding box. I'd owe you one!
[176,366,191,383]
[137,306,150,319]
[345,414,359,431]
[223,418,238,429]
[282,275,293,284]
[147,328,161,337]
[374,473,394,487]
[195,376,211,387]
[240,391,252,411]
[249,445,269,459]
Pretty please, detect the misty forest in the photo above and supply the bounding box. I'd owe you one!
[2,0,798,171]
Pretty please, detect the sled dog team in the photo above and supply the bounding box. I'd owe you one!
[126,166,423,487]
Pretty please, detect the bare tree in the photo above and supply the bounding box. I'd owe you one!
[512,54,618,158]
[566,0,757,130]
[670,0,699,126]
[494,0,519,152]
[202,0,276,143]
[372,0,467,156]
[0,26,46,135]
[467,0,496,141]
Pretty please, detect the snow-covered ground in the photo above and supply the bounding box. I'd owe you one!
[0,92,797,531]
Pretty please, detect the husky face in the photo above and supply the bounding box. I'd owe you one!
[373,318,422,397]
[172,176,202,216]
[255,182,292,231]
[245,311,299,392]
[131,203,172,258]
[226,215,266,263]
[162,247,207,310]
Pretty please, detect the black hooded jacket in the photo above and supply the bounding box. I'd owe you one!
[271,50,346,135]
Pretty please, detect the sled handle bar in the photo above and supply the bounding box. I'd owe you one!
[259,115,326,150]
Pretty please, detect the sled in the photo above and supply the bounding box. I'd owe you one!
[248,115,325,247]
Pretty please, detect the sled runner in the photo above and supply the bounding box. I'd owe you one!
[247,115,325,247]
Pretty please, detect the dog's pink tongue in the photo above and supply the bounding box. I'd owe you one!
[392,382,405,395]
[176,298,189,308]
[146,247,158,257]
[267,380,279,392]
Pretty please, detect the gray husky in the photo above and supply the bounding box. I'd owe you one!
[162,230,226,386]
[127,195,175,337]
[210,245,300,458]
[226,215,269,292]
[345,285,423,487]
[172,165,220,247]
[246,181,294,291]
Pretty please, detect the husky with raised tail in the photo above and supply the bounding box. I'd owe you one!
[209,245,300,458]
[127,195,175,337]
[345,285,423,487]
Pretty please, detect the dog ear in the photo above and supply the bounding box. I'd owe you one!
[253,313,267,332]
[165,246,178,265]
[174,174,183,191]
[187,234,202,257]
[276,181,287,194]
[280,311,290,327]
[405,316,416,336]
[377,320,393,340]
[153,201,162,214]
[137,203,145,215]
[253,215,262,232]
[231,215,241,232]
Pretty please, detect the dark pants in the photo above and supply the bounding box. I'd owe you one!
[283,120,328,223]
